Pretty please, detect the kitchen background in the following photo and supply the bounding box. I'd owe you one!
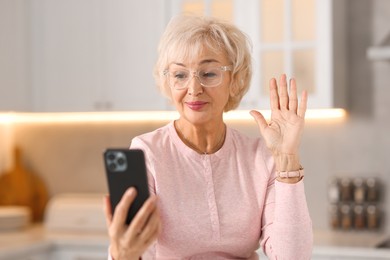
[0,0,390,258]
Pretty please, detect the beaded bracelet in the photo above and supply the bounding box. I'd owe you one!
[277,166,304,178]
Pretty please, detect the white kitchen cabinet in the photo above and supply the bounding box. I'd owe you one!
[0,0,31,111]
[29,0,168,112]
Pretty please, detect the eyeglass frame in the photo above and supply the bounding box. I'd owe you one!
[163,65,233,90]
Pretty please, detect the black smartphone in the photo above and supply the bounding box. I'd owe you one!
[103,148,150,225]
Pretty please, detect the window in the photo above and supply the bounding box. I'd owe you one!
[165,0,336,109]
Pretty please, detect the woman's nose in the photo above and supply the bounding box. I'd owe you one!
[187,75,204,96]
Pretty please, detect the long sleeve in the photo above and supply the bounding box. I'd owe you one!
[260,177,313,259]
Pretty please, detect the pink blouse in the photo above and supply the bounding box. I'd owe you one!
[128,121,313,259]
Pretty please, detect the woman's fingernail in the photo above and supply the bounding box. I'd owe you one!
[126,187,135,196]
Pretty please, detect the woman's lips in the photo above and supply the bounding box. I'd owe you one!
[185,101,208,111]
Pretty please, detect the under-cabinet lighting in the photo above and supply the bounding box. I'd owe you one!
[224,109,346,121]
[0,109,346,124]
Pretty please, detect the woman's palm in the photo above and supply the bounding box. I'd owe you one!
[250,74,307,156]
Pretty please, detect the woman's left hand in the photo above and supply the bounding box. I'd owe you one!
[250,74,307,157]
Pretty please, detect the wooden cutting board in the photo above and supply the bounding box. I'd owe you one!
[0,147,49,222]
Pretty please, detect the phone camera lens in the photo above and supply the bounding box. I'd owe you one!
[107,152,116,161]
[117,158,125,165]
[108,162,117,171]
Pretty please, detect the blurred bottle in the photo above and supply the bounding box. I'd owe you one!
[353,178,366,204]
[367,204,379,229]
[340,178,353,202]
[329,204,340,229]
[328,178,340,203]
[366,178,379,202]
[353,204,365,229]
[340,204,352,230]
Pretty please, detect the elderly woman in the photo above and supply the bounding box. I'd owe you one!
[104,15,313,259]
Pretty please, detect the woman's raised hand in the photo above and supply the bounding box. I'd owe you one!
[104,188,161,260]
[250,74,307,158]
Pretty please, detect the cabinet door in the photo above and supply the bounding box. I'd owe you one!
[30,0,103,112]
[0,0,30,111]
[30,0,167,112]
[101,0,167,111]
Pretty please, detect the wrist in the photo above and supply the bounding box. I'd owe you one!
[276,176,302,184]
[110,245,140,260]
[274,153,301,171]
[109,245,118,260]
[276,166,304,184]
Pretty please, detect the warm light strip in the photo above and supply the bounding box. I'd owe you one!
[224,109,346,120]
[0,109,346,124]
[306,108,347,119]
[0,111,178,123]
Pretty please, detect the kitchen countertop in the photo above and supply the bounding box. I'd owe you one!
[312,229,390,259]
[1,225,390,259]
[313,229,389,248]
[0,224,109,259]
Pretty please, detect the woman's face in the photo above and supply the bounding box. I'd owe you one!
[168,48,231,126]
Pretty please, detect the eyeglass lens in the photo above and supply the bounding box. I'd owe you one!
[168,66,224,89]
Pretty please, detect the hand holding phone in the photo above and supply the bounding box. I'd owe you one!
[103,189,161,259]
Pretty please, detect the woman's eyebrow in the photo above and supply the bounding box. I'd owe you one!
[172,62,186,67]
[199,59,219,65]
[171,59,220,67]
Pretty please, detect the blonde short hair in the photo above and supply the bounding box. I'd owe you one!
[154,15,252,112]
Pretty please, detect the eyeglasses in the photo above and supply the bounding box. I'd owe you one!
[163,65,232,90]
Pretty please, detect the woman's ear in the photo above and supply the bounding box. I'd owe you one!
[229,75,240,97]
[229,86,237,97]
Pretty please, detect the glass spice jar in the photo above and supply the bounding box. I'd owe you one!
[329,204,340,229]
[340,204,352,230]
[353,204,365,229]
[353,178,366,204]
[367,204,379,229]
[328,178,340,203]
[366,178,379,202]
[340,178,353,202]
